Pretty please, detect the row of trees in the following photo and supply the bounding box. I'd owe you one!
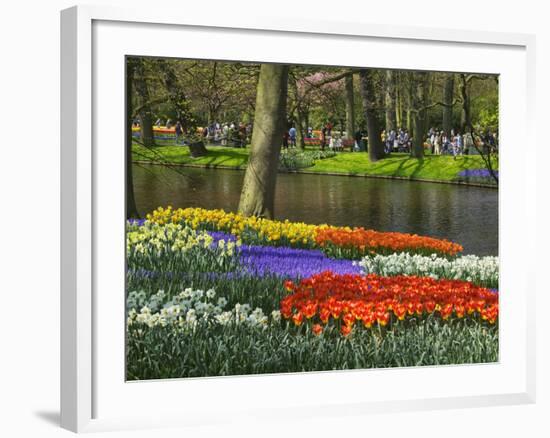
[126,57,498,219]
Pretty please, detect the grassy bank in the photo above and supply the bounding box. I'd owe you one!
[133,142,249,168]
[132,142,496,184]
[307,152,494,181]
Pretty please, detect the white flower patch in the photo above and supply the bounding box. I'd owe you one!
[127,287,278,331]
[355,253,499,288]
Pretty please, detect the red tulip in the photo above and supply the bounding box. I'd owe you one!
[292,312,304,326]
[341,324,352,336]
[312,324,323,336]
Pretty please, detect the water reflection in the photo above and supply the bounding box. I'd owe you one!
[132,165,498,255]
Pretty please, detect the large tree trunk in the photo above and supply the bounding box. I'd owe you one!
[442,75,455,136]
[238,64,289,219]
[126,59,139,219]
[359,69,384,161]
[459,74,472,132]
[412,112,424,158]
[134,59,155,147]
[344,74,355,140]
[384,70,396,133]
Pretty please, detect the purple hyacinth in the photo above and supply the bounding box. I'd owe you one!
[208,231,238,243]
[205,231,360,277]
[457,168,499,178]
[128,218,147,226]
[239,244,361,278]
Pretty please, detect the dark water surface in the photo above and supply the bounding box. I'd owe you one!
[132,165,498,256]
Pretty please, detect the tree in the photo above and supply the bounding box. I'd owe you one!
[175,61,259,126]
[410,71,430,158]
[126,59,140,219]
[384,70,396,132]
[344,74,355,140]
[459,73,473,133]
[288,71,307,149]
[359,69,384,161]
[154,59,207,157]
[238,64,289,218]
[458,73,492,132]
[289,67,358,147]
[442,74,455,136]
[133,59,155,147]
[155,59,197,131]
[395,71,403,129]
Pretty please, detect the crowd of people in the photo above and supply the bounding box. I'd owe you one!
[137,116,498,158]
[425,127,498,157]
[146,119,254,147]
[381,127,498,157]
[201,121,253,147]
[381,129,413,153]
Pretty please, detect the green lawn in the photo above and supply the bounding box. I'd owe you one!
[133,142,249,168]
[132,142,496,183]
[308,152,493,181]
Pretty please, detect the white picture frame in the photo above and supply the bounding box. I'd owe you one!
[60,4,536,433]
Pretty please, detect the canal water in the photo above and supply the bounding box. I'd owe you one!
[132,165,498,256]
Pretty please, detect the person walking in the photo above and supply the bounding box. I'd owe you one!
[433,132,441,155]
[282,131,289,150]
[175,121,183,145]
[320,126,327,150]
[221,123,229,146]
[451,132,460,159]
[354,129,363,152]
[463,130,473,155]
[456,132,463,156]
[289,126,297,148]
[326,121,333,137]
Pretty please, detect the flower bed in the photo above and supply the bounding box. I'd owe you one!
[356,253,498,288]
[146,206,463,257]
[455,168,499,185]
[126,210,498,380]
[315,227,463,258]
[127,221,240,274]
[280,272,498,336]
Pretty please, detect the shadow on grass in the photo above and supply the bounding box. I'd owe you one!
[371,155,427,178]
[197,148,248,167]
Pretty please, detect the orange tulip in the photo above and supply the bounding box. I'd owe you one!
[319,307,331,324]
[394,304,407,320]
[292,312,304,326]
[341,324,353,336]
[278,272,498,334]
[343,312,355,327]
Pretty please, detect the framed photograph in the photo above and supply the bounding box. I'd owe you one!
[61,5,536,433]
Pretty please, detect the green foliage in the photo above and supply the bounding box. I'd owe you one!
[478,106,499,132]
[279,149,336,171]
[128,271,287,314]
[127,316,498,379]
